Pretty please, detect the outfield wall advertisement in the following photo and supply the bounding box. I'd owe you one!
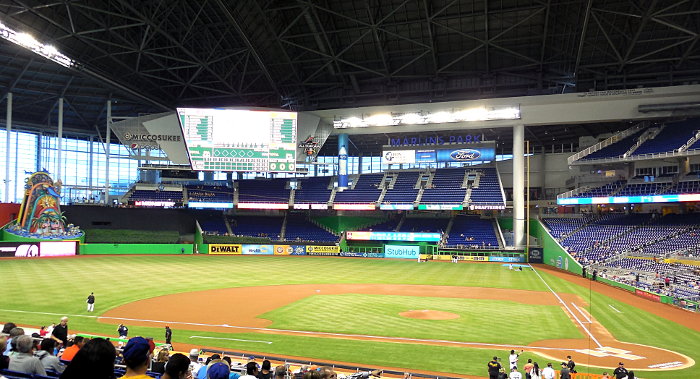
[206,244,338,256]
[306,245,340,255]
[0,241,78,258]
[241,244,274,255]
[384,245,420,259]
[208,244,242,255]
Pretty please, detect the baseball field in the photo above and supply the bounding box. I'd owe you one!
[1,254,698,378]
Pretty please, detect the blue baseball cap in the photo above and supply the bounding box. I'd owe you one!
[208,362,231,379]
[122,336,152,365]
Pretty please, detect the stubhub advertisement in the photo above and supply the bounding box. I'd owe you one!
[241,244,274,255]
[384,245,420,259]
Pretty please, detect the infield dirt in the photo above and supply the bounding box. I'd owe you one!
[101,263,697,375]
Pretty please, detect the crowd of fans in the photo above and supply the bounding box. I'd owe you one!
[1,320,384,379]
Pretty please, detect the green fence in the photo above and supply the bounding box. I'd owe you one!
[80,243,193,255]
[498,218,581,275]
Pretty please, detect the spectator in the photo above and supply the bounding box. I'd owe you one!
[60,337,116,379]
[509,367,522,379]
[52,317,70,347]
[207,361,231,379]
[318,366,336,379]
[151,348,170,374]
[189,349,203,377]
[0,337,8,370]
[35,338,66,374]
[274,364,290,379]
[600,372,610,379]
[523,359,533,379]
[161,353,191,379]
[61,336,86,361]
[627,371,635,379]
[529,363,540,379]
[197,354,222,379]
[223,356,242,379]
[8,335,46,376]
[258,360,272,379]
[540,363,555,379]
[303,371,321,379]
[3,327,24,356]
[118,336,153,379]
[1,323,16,335]
[240,362,259,379]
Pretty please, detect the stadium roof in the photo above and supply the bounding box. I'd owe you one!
[0,0,698,150]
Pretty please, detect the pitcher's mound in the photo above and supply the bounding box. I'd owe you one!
[399,310,459,320]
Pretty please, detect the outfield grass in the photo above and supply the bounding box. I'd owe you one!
[262,294,581,345]
[0,255,698,378]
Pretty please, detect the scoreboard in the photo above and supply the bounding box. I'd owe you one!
[177,108,297,172]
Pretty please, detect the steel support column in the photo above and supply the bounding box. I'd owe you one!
[105,100,111,205]
[513,124,526,248]
[4,93,12,202]
[57,97,64,181]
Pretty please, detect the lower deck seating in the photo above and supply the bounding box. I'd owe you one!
[446,216,498,248]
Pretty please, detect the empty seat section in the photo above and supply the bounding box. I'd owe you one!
[469,168,504,206]
[186,185,233,202]
[130,189,183,202]
[237,179,290,203]
[580,129,645,160]
[446,216,498,247]
[665,180,700,194]
[421,169,466,203]
[632,120,700,156]
[195,211,228,234]
[284,214,338,242]
[230,215,283,239]
[295,177,332,204]
[399,217,448,233]
[382,171,420,204]
[574,181,625,197]
[334,173,383,203]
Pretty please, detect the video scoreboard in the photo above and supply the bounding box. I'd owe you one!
[177,108,297,172]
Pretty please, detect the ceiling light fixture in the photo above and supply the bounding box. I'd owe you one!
[333,106,520,128]
[0,21,74,68]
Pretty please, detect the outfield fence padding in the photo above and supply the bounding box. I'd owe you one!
[80,243,193,255]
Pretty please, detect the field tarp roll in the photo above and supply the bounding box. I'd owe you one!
[80,243,193,255]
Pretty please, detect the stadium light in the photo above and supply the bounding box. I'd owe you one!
[0,21,75,68]
[332,106,520,128]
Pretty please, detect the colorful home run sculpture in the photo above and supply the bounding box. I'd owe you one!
[4,171,83,239]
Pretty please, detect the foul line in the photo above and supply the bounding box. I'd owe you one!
[571,302,592,324]
[528,265,603,348]
[608,304,622,313]
[0,308,582,352]
[190,336,272,344]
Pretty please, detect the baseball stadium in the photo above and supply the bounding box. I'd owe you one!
[0,2,699,379]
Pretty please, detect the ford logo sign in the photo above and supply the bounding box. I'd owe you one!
[449,149,481,161]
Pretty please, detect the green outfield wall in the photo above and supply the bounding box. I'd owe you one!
[80,243,193,255]
[499,218,581,275]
